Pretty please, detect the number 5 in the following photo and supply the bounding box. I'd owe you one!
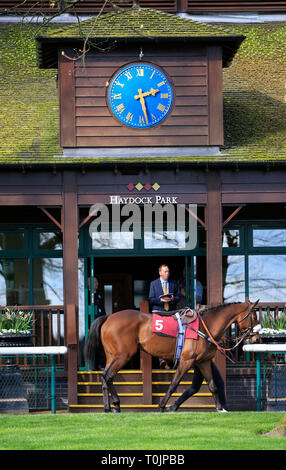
[155,319,163,331]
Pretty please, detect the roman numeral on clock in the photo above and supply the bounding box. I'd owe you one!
[124,71,133,80]
[116,103,125,114]
[126,112,133,122]
[157,103,166,112]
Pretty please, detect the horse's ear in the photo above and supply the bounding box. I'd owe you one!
[251,299,259,309]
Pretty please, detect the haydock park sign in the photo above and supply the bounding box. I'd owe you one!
[88,200,198,250]
[109,195,179,205]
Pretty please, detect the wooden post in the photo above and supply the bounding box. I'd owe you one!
[63,171,79,406]
[58,49,76,148]
[206,171,226,384]
[66,304,78,406]
[139,301,152,405]
[208,46,223,146]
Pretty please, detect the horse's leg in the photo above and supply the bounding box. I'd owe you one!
[101,371,112,413]
[165,365,204,412]
[102,353,132,413]
[158,358,194,412]
[196,360,225,412]
[210,361,227,411]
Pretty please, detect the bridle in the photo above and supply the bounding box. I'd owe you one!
[197,301,255,355]
[236,300,254,335]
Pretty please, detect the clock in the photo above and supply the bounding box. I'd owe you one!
[107,62,174,129]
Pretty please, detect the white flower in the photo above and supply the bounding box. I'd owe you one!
[260,328,286,335]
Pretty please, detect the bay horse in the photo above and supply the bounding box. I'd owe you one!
[85,300,259,413]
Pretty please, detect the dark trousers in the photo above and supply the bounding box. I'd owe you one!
[191,362,226,408]
[173,360,226,410]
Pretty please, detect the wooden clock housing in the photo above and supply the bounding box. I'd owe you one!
[59,43,223,149]
[36,9,244,155]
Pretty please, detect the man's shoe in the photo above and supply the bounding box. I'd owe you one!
[159,359,171,370]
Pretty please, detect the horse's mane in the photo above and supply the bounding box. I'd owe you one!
[201,302,242,314]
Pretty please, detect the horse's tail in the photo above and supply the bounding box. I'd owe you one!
[84,316,107,370]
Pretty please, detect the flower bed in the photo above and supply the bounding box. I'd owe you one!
[0,308,33,336]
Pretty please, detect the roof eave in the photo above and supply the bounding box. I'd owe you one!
[36,34,246,69]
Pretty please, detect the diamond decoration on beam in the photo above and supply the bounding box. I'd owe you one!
[144,183,152,191]
[152,182,160,191]
[135,182,144,191]
[127,183,135,191]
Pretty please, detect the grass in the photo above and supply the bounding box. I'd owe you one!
[0,412,285,450]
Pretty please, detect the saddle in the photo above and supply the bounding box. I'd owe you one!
[152,307,199,368]
[153,307,198,324]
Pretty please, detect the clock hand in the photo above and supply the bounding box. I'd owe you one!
[141,97,148,125]
[134,88,160,123]
[134,89,148,124]
[134,88,159,100]
[148,88,159,97]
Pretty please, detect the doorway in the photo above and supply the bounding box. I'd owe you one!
[81,255,206,369]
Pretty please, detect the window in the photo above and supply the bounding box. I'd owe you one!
[0,231,24,250]
[249,255,286,302]
[223,255,245,302]
[144,230,188,249]
[0,259,29,305]
[0,227,63,306]
[37,231,62,250]
[91,231,134,249]
[222,229,240,248]
[253,229,286,247]
[33,258,63,305]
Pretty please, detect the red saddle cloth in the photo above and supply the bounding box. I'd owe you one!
[152,313,199,340]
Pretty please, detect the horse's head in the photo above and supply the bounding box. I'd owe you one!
[236,299,260,343]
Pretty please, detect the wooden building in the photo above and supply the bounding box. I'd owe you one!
[2,1,286,14]
[0,7,286,411]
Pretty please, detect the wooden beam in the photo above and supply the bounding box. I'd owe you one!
[185,205,206,230]
[206,171,226,385]
[59,50,76,147]
[66,304,78,407]
[206,171,222,306]
[40,207,63,231]
[139,300,153,405]
[78,205,99,229]
[63,171,79,406]
[223,205,244,227]
[207,46,223,146]
[0,195,62,205]
[63,171,79,307]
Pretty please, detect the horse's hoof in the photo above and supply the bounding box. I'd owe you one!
[217,408,228,413]
[158,405,165,413]
[104,408,112,413]
[113,408,121,413]
[165,405,176,412]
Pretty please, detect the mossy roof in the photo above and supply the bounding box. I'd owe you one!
[36,8,245,68]
[0,16,286,166]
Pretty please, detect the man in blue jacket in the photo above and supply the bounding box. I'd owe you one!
[149,264,181,313]
[149,264,181,369]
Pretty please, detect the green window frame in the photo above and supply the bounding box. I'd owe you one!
[0,225,63,305]
[223,221,286,300]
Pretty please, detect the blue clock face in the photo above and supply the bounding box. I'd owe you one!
[107,63,174,129]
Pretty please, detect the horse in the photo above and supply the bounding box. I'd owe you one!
[85,300,259,413]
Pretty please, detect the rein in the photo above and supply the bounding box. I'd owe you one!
[186,301,253,355]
